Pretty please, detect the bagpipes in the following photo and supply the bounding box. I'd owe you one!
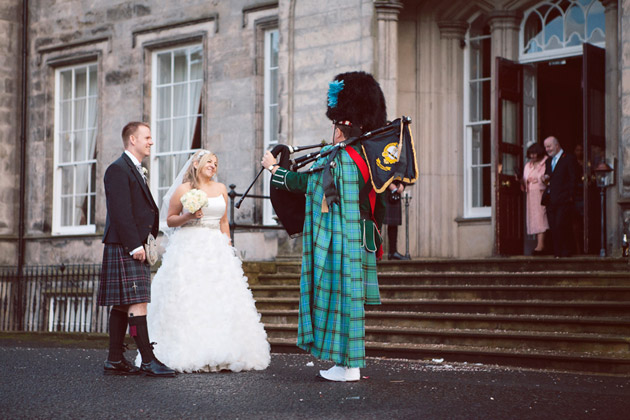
[237,116,417,236]
[234,141,327,236]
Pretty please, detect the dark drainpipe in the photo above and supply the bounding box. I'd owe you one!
[17,0,29,330]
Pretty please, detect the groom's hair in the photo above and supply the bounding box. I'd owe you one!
[122,122,150,147]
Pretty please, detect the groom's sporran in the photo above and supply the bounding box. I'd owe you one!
[144,234,158,266]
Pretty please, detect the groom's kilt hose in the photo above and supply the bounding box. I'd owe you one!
[97,243,151,306]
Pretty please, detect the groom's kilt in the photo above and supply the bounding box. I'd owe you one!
[97,243,151,306]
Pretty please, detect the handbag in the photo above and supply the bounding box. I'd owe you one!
[144,234,158,266]
[541,187,551,206]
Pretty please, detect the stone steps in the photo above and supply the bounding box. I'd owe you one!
[264,257,630,275]
[245,258,630,374]
[253,296,630,317]
[259,310,630,335]
[252,284,630,300]
[256,272,630,286]
[264,324,629,354]
[377,258,630,273]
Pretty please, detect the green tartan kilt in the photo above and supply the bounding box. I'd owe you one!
[296,148,380,368]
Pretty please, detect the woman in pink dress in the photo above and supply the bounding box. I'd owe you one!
[522,143,549,255]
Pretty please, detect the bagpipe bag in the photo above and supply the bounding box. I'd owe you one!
[268,144,306,237]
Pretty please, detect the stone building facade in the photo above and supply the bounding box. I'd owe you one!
[0,2,22,259]
[1,0,629,265]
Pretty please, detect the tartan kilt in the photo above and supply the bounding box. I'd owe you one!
[97,243,151,306]
[384,199,402,225]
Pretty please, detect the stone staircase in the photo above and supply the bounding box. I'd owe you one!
[243,258,630,374]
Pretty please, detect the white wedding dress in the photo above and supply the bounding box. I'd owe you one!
[137,195,271,372]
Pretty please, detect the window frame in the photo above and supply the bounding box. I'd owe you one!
[519,0,606,63]
[463,24,492,219]
[52,62,99,235]
[262,27,280,226]
[150,43,204,210]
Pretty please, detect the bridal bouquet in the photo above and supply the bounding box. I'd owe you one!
[181,189,208,213]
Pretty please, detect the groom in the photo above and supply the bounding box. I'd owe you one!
[97,121,175,377]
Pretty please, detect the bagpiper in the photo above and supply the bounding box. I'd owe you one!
[261,71,387,381]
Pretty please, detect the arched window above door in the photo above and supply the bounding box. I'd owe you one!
[520,0,605,62]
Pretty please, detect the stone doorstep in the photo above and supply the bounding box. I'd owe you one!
[250,285,630,300]
[254,296,630,311]
[262,323,630,346]
[251,284,630,291]
[259,309,630,324]
[254,271,630,287]
[373,258,630,273]
[259,310,630,335]
[258,271,630,278]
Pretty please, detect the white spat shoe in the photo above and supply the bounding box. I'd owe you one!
[318,365,360,382]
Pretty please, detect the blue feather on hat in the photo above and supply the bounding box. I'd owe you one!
[327,80,344,108]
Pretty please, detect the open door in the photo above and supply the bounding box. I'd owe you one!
[582,43,606,254]
[495,58,524,255]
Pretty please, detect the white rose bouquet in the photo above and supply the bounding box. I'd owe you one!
[180,189,208,213]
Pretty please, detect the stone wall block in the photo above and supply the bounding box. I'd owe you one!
[623,69,630,94]
[294,21,362,50]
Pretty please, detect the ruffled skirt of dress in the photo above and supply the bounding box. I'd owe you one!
[136,226,270,373]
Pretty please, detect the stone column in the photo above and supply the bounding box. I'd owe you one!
[426,20,467,257]
[488,11,521,60]
[0,0,22,262]
[601,0,624,251]
[374,0,403,119]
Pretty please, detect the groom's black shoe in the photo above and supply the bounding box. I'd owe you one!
[140,358,177,377]
[104,357,141,376]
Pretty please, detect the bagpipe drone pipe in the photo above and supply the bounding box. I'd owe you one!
[239,117,417,237]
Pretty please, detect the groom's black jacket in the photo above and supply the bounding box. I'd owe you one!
[102,153,159,254]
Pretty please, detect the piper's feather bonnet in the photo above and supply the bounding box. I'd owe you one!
[326,71,387,133]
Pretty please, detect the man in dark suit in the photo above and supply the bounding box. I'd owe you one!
[97,121,175,377]
[542,136,578,258]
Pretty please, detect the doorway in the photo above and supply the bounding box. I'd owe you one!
[537,57,582,158]
[528,56,587,255]
[525,49,604,255]
[495,45,606,256]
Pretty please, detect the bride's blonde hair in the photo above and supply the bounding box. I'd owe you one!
[183,149,217,189]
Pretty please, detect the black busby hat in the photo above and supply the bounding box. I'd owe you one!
[326,71,387,133]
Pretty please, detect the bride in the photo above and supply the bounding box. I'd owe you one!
[137,149,270,373]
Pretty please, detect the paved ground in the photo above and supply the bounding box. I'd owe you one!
[1,336,629,419]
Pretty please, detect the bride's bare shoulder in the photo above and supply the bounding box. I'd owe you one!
[172,182,193,198]
[209,181,227,194]
[216,182,228,193]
